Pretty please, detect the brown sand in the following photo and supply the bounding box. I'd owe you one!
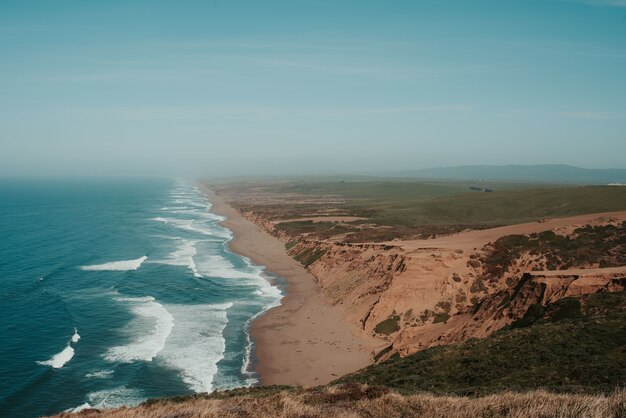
[199,186,378,387]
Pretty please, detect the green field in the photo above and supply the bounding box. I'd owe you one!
[214,178,626,241]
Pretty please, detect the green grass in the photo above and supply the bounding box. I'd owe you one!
[336,291,626,395]
[328,185,625,240]
[352,185,626,228]
[291,246,327,267]
[219,179,626,241]
[272,180,476,201]
[275,221,356,239]
[374,317,401,335]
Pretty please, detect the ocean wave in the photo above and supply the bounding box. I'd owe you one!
[71,327,81,343]
[159,303,233,393]
[150,217,231,239]
[85,369,114,379]
[194,250,282,304]
[196,255,263,280]
[37,328,81,369]
[87,387,144,409]
[241,282,283,384]
[37,345,74,369]
[159,206,188,211]
[153,238,201,277]
[172,199,207,208]
[104,296,174,363]
[81,256,147,271]
[64,403,92,413]
[162,207,223,221]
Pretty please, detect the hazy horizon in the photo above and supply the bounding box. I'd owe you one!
[2,0,626,177]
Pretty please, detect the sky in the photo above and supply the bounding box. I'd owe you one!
[1,0,626,177]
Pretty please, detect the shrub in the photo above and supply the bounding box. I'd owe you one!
[374,316,401,335]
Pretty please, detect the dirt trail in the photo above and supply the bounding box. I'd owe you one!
[528,265,626,276]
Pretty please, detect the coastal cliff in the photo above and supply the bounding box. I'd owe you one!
[229,202,626,361]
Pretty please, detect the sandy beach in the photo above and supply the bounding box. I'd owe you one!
[199,185,377,386]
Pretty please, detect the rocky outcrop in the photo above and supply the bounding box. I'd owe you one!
[385,267,626,361]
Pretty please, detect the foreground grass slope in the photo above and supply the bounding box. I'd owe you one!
[58,385,626,418]
[337,291,626,394]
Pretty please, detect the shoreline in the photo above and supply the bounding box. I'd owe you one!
[199,185,377,387]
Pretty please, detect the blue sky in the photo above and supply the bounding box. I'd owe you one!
[1,0,625,176]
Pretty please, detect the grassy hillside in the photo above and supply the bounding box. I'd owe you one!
[388,186,626,227]
[336,291,626,395]
[340,185,626,228]
[387,164,626,184]
[57,385,626,418]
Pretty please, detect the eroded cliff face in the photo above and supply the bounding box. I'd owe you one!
[233,206,626,362]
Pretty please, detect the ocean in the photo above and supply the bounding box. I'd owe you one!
[0,178,283,417]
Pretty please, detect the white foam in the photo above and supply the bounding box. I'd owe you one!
[149,182,284,390]
[81,256,147,271]
[104,296,174,363]
[65,403,92,413]
[152,238,201,277]
[85,369,114,379]
[37,327,81,369]
[37,344,74,369]
[164,208,222,220]
[173,239,200,277]
[260,283,283,299]
[241,282,283,384]
[193,246,283,305]
[151,217,229,238]
[87,387,144,409]
[172,199,207,208]
[196,255,262,280]
[158,303,232,393]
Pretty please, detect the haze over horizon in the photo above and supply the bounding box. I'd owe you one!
[1,0,626,177]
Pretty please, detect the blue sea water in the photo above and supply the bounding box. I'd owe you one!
[0,178,283,417]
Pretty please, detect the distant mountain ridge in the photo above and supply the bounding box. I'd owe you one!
[386,164,626,184]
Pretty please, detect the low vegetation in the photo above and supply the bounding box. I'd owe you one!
[291,246,326,267]
[337,291,626,395]
[482,221,626,278]
[373,316,400,335]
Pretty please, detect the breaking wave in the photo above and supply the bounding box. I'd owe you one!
[104,296,174,363]
[159,303,233,393]
[154,238,201,277]
[37,328,81,369]
[81,256,147,271]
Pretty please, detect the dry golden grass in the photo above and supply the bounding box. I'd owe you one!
[53,384,626,418]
